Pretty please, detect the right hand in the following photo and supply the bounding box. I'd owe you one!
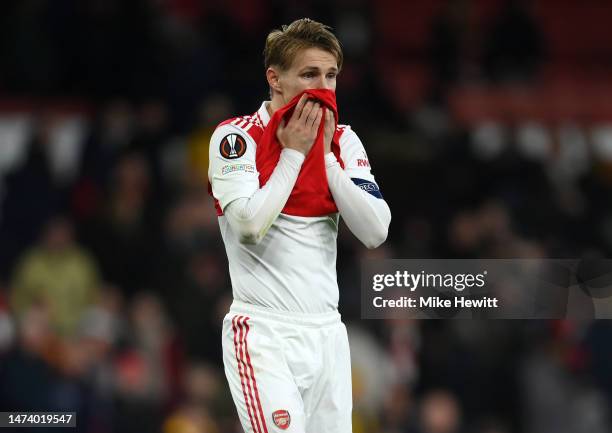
[276,94,323,156]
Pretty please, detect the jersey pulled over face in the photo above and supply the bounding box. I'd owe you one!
[275,47,339,106]
[209,101,381,313]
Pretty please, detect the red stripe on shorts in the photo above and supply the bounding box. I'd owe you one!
[237,316,265,433]
[232,315,260,433]
[242,317,269,433]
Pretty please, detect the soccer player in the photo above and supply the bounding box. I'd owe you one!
[208,18,391,433]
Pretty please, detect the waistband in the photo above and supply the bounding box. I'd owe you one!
[229,300,341,327]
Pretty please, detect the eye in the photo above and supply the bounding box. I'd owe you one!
[327,73,337,79]
[302,72,315,78]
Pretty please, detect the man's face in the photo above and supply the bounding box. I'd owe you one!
[274,47,339,104]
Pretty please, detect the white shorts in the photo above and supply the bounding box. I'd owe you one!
[222,300,353,433]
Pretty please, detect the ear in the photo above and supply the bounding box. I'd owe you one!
[266,67,283,95]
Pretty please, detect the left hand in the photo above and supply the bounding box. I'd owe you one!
[323,108,335,155]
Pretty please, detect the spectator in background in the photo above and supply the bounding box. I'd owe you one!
[0,303,63,412]
[80,152,159,298]
[162,250,229,363]
[0,279,16,353]
[1,299,117,432]
[483,0,545,82]
[129,100,172,198]
[113,292,184,433]
[0,135,60,278]
[428,0,470,92]
[11,215,100,336]
[584,321,612,404]
[154,185,229,362]
[186,94,234,186]
[0,302,102,429]
[348,322,400,433]
[415,390,462,433]
[380,383,414,433]
[162,363,235,433]
[76,100,136,209]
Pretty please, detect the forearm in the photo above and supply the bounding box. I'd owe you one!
[224,148,305,244]
[325,153,391,248]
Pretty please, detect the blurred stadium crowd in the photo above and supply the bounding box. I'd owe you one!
[1,0,612,432]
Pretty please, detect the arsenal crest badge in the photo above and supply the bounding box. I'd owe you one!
[272,409,290,430]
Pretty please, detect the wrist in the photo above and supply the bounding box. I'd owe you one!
[281,147,307,163]
[324,152,339,168]
[282,143,307,156]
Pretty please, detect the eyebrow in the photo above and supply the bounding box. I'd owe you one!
[299,66,339,73]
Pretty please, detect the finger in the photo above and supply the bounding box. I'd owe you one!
[306,102,320,127]
[308,103,321,128]
[312,107,323,133]
[326,110,335,132]
[300,100,315,122]
[276,118,286,136]
[292,94,309,121]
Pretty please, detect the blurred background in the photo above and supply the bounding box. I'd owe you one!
[1,0,612,432]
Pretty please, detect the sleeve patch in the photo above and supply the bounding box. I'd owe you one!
[351,178,383,199]
[221,163,255,175]
[220,133,247,159]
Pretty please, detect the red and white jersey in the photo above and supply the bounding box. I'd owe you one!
[209,101,381,314]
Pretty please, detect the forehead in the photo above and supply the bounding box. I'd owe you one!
[289,47,338,70]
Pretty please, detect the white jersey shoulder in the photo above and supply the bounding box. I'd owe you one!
[336,124,377,183]
[208,121,260,212]
[225,113,265,132]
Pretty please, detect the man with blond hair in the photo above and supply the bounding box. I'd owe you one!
[208,18,391,433]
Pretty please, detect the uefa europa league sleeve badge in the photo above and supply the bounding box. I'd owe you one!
[220,134,247,159]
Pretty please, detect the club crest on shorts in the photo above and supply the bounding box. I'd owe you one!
[220,133,247,159]
[272,409,290,430]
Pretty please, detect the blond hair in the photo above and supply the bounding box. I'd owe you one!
[264,18,343,71]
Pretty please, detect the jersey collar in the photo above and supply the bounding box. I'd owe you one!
[258,101,271,128]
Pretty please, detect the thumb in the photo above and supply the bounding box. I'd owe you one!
[276,118,286,139]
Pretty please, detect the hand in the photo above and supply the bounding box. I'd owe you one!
[276,94,323,156]
[323,108,335,155]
